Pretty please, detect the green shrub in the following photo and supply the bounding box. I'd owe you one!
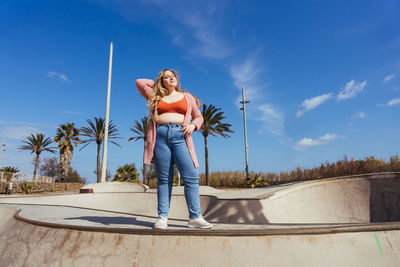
[21,183,31,194]
[112,163,140,183]
[246,173,269,188]
[199,154,400,189]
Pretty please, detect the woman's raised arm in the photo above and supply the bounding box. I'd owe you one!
[136,79,155,100]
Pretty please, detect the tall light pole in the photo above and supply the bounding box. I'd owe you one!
[100,42,113,183]
[0,137,5,169]
[240,87,250,180]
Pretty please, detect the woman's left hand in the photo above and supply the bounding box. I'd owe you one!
[182,124,196,137]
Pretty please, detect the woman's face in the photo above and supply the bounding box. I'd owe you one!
[162,70,178,90]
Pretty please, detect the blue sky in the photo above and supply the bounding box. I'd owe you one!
[1,0,399,184]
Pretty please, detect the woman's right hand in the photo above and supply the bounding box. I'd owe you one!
[182,124,196,137]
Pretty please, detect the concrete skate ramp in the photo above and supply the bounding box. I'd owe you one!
[1,206,400,266]
[0,173,399,224]
[204,172,400,224]
[1,173,400,266]
[81,181,149,193]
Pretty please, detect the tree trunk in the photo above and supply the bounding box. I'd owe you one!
[60,150,73,180]
[66,150,72,170]
[59,152,64,181]
[33,153,40,182]
[5,173,12,183]
[97,143,101,183]
[204,135,209,186]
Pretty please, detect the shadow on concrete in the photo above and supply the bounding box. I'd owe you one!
[64,216,186,228]
[370,176,400,222]
[202,197,269,224]
[64,216,155,227]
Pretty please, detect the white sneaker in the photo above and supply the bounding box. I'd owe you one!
[154,215,168,229]
[187,217,213,229]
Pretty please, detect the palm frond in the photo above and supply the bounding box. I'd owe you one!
[54,122,80,153]
[79,117,121,150]
[128,116,150,143]
[201,104,234,139]
[19,133,56,155]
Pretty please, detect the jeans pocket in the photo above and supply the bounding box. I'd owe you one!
[179,128,185,138]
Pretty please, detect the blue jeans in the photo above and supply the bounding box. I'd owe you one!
[153,123,202,219]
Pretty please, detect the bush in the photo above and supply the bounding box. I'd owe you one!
[246,173,269,188]
[21,183,31,194]
[199,154,400,188]
[112,163,140,183]
[145,154,400,189]
[62,169,87,184]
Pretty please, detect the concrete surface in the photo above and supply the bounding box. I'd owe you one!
[81,181,149,193]
[147,185,223,195]
[0,172,400,266]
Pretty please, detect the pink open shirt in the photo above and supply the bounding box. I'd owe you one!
[135,79,203,168]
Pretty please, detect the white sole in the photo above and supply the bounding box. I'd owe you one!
[154,226,167,229]
[187,224,213,229]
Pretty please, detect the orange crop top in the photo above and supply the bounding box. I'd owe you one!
[158,97,188,115]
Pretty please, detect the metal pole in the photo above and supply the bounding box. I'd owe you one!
[0,137,5,169]
[240,87,250,180]
[101,42,113,183]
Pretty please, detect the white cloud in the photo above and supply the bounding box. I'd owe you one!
[377,98,400,107]
[136,0,232,59]
[351,111,366,119]
[47,71,71,83]
[257,104,284,136]
[0,121,57,142]
[388,98,400,106]
[230,58,264,102]
[337,80,367,101]
[296,138,322,148]
[180,13,231,59]
[295,133,340,150]
[230,59,260,87]
[0,126,42,140]
[230,57,284,136]
[319,133,339,141]
[87,0,232,60]
[296,93,333,118]
[383,74,395,83]
[63,111,81,115]
[0,120,57,129]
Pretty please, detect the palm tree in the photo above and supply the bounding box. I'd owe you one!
[19,133,56,182]
[54,123,80,180]
[79,117,121,183]
[0,166,20,173]
[200,104,234,186]
[128,116,150,184]
[0,166,20,183]
[112,163,139,182]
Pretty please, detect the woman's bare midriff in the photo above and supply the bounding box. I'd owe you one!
[157,113,185,124]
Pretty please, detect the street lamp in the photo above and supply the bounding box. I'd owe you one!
[100,42,113,183]
[0,137,6,169]
[239,87,250,180]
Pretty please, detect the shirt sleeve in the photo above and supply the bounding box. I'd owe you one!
[189,94,203,131]
[136,79,155,100]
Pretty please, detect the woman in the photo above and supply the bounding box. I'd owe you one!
[136,69,212,229]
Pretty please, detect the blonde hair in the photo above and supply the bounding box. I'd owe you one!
[148,69,202,122]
